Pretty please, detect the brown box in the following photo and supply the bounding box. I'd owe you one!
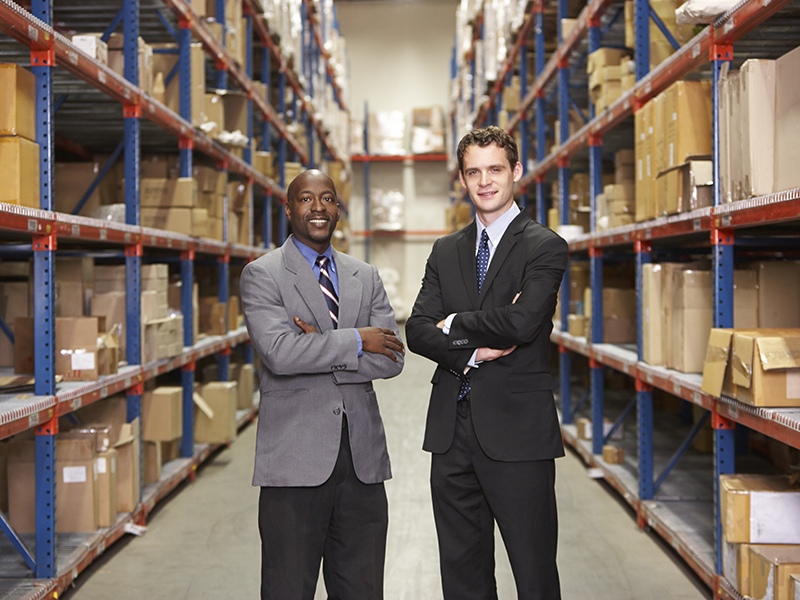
[720,474,800,544]
[141,207,207,236]
[671,270,713,373]
[635,100,656,222]
[567,314,587,337]
[602,288,637,344]
[142,386,183,441]
[96,448,118,528]
[137,177,197,208]
[151,43,205,127]
[656,159,713,216]
[642,264,664,366]
[199,298,227,335]
[723,540,752,597]
[774,45,800,194]
[734,270,759,329]
[194,381,238,445]
[665,80,712,170]
[218,90,249,134]
[108,33,153,94]
[0,281,29,367]
[755,262,800,328]
[203,93,225,139]
[143,441,162,485]
[161,439,182,463]
[91,291,126,358]
[54,161,119,215]
[602,445,625,464]
[236,363,255,410]
[0,64,36,141]
[115,418,140,513]
[749,545,800,600]
[0,136,40,208]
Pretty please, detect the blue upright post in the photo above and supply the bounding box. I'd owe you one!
[30,1,57,576]
[711,41,735,575]
[178,19,193,179]
[588,247,604,444]
[261,47,272,249]
[215,0,227,89]
[636,239,654,497]
[181,362,195,458]
[278,72,288,244]
[634,0,650,80]
[181,250,194,349]
[218,250,230,381]
[534,1,546,224]
[519,44,529,212]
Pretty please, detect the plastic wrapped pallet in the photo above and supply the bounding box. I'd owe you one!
[675,0,739,24]
[369,111,406,156]
[371,189,404,232]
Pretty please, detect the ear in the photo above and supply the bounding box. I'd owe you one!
[284,201,291,220]
[512,162,523,183]
[458,171,466,188]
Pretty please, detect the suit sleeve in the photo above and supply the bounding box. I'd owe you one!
[331,264,404,384]
[406,239,474,374]
[448,234,568,350]
[240,259,360,376]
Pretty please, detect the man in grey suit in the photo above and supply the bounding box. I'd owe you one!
[240,169,405,600]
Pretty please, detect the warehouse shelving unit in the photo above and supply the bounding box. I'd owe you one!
[0,0,350,596]
[450,0,800,597]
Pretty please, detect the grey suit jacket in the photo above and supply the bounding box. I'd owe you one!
[240,236,404,487]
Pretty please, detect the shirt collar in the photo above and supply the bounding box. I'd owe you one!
[292,237,335,271]
[476,202,520,249]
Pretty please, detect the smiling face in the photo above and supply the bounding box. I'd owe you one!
[458,143,522,227]
[285,170,340,254]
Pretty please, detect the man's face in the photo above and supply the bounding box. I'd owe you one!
[285,171,340,254]
[459,143,522,226]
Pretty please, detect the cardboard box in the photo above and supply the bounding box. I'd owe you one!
[602,445,625,464]
[142,386,183,441]
[792,574,800,600]
[218,90,249,135]
[665,81,712,171]
[0,136,40,208]
[161,439,182,464]
[143,315,183,363]
[94,264,126,292]
[199,298,227,335]
[602,288,637,344]
[774,45,800,193]
[236,363,255,409]
[635,100,656,222]
[642,264,664,366]
[567,314,587,337]
[107,33,153,94]
[195,381,238,445]
[734,270,759,329]
[723,540,752,597]
[750,545,800,600]
[96,448,118,528]
[576,418,624,441]
[115,418,140,513]
[75,394,128,444]
[71,34,109,65]
[720,474,800,544]
[143,441,162,485]
[0,281,29,367]
[587,48,626,74]
[656,159,713,216]
[203,93,225,139]
[739,59,776,199]
[137,177,197,208]
[672,270,713,373]
[0,64,36,141]
[141,206,206,236]
[151,42,205,127]
[756,262,800,328]
[91,291,126,358]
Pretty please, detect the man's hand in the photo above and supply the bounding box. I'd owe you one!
[475,345,517,362]
[357,327,405,362]
[294,317,318,334]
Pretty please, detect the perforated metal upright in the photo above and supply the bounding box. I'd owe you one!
[711,41,735,574]
[636,239,654,498]
[215,0,227,89]
[278,71,288,244]
[518,44,529,211]
[261,44,273,249]
[534,0,546,224]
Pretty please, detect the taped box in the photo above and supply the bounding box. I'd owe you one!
[702,328,800,406]
[720,474,800,544]
[749,545,800,600]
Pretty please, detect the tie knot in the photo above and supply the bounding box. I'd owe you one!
[316,255,328,268]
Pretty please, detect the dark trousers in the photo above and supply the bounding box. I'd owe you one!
[258,417,388,600]
[431,399,561,600]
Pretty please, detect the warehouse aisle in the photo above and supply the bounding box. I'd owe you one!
[64,344,709,600]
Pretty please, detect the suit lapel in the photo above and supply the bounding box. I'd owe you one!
[333,250,362,329]
[457,222,479,307]
[478,211,530,309]
[283,236,334,331]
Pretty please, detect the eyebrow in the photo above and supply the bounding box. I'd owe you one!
[297,188,335,195]
[466,164,506,170]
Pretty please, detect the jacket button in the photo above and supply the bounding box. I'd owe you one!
[333,407,341,415]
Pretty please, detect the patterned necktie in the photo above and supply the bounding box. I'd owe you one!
[458,230,492,401]
[316,256,338,328]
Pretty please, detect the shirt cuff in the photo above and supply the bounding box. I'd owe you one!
[354,329,363,357]
[467,349,481,369]
[442,313,456,335]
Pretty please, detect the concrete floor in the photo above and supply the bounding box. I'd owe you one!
[63,347,710,600]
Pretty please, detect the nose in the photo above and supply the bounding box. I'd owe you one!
[479,171,490,186]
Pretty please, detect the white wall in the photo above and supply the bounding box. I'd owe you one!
[337,1,458,320]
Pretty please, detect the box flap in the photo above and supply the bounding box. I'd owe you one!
[756,335,800,371]
[732,333,755,388]
[701,329,733,397]
[193,391,215,419]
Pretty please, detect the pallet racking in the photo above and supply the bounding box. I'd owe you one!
[450,0,800,597]
[0,0,349,596]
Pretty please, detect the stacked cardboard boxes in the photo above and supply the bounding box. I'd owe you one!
[139,177,206,237]
[0,64,40,208]
[142,386,183,481]
[587,48,626,112]
[228,181,251,246]
[107,33,153,94]
[150,42,206,127]
[624,0,694,70]
[194,165,227,241]
[230,362,256,410]
[194,381,238,445]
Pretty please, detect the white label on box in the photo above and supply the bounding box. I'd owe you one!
[71,352,95,371]
[96,457,107,474]
[98,70,106,84]
[69,51,78,65]
[750,491,800,543]
[63,466,87,484]
[787,370,800,399]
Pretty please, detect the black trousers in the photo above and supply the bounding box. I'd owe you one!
[430,399,561,600]
[258,417,388,600]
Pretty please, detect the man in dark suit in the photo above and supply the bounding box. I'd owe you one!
[240,169,405,600]
[406,127,568,600]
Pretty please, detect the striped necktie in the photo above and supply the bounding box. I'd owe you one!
[316,255,339,328]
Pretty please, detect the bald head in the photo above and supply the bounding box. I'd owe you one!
[287,169,337,204]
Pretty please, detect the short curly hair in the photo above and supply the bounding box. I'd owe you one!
[457,126,519,174]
